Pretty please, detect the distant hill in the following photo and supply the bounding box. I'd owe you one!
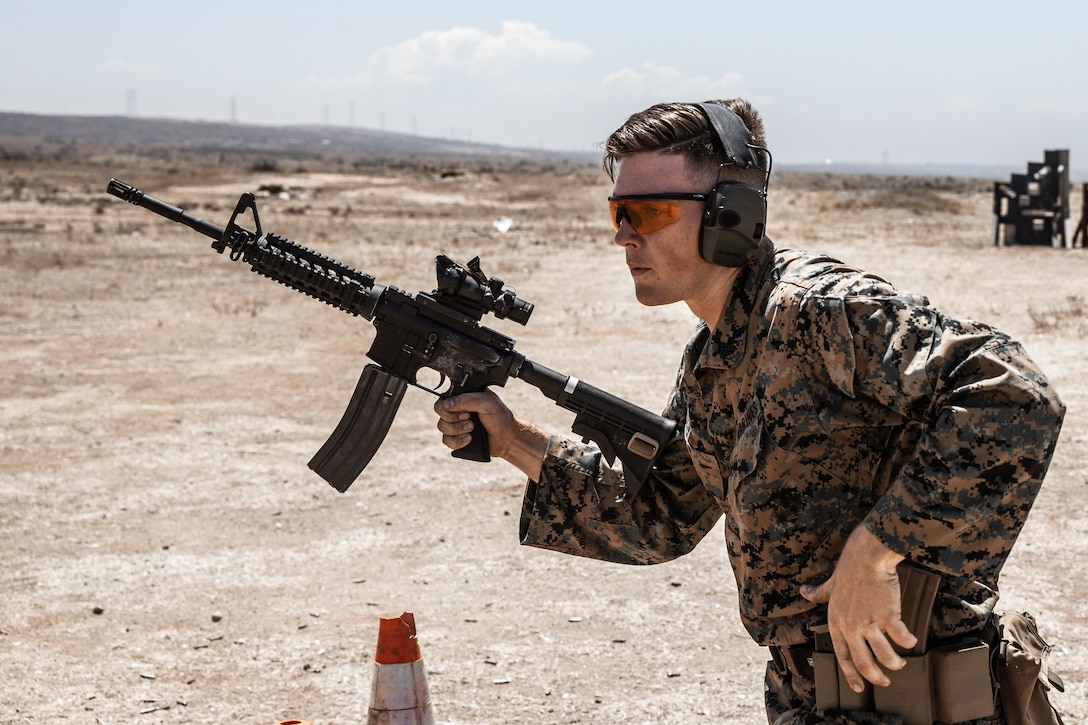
[1,111,1078,182]
[0,111,600,167]
[780,160,1067,182]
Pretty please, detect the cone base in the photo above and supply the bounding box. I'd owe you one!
[367,659,435,724]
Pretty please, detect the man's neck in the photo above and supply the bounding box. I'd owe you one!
[686,266,740,325]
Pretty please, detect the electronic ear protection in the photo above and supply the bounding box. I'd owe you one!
[696,103,772,267]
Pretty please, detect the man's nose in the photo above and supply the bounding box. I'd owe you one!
[613,215,639,247]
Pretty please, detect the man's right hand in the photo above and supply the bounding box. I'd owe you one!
[434,391,549,480]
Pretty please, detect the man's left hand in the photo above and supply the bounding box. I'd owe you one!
[799,526,917,692]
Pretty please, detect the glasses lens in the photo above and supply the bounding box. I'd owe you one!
[609,199,684,234]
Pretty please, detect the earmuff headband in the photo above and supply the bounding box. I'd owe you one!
[696,102,762,171]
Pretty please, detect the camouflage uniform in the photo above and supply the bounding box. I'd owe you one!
[518,238,1064,723]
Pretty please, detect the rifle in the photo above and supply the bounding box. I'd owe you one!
[106,179,676,500]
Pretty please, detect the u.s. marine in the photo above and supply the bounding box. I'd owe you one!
[435,98,1066,724]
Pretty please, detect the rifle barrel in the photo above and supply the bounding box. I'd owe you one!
[107,179,225,241]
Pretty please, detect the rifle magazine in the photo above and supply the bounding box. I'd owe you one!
[308,364,408,492]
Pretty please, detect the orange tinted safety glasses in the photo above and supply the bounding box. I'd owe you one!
[608,192,708,234]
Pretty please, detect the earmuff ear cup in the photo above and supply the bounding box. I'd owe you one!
[694,102,771,267]
[699,182,767,267]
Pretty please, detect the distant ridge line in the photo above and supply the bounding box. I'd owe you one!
[0,111,599,164]
[1,111,1081,180]
[778,161,1067,182]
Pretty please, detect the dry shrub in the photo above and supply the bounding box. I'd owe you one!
[1029,295,1088,336]
[829,188,964,215]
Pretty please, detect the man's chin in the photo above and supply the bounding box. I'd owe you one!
[632,286,675,307]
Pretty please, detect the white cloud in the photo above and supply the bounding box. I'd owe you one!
[311,20,589,88]
[601,61,744,100]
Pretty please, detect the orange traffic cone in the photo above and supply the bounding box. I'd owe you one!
[367,611,435,724]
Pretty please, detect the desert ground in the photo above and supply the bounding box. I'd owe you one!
[1,145,1086,723]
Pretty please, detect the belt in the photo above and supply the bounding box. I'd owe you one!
[769,643,814,680]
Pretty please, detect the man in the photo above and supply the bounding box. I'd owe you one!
[434,99,1065,723]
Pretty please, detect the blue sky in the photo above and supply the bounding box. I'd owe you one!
[4,1,1086,171]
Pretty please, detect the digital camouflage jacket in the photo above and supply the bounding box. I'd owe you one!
[519,237,1065,646]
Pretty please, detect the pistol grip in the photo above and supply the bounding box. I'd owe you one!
[444,380,492,463]
[451,411,491,462]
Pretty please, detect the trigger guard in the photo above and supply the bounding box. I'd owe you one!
[415,371,449,396]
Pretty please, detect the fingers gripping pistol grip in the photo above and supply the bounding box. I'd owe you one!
[445,379,491,464]
[308,364,408,492]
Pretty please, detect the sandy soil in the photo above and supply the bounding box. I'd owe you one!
[1,155,1085,723]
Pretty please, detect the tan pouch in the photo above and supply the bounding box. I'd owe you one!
[813,651,874,713]
[873,655,934,725]
[996,611,1065,725]
[930,639,994,723]
[814,641,994,724]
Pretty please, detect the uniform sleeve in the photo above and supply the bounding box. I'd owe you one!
[813,292,1065,580]
[518,395,721,565]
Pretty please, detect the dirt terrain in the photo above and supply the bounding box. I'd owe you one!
[1,147,1085,723]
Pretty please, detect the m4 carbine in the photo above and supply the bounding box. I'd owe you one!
[106,179,676,500]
